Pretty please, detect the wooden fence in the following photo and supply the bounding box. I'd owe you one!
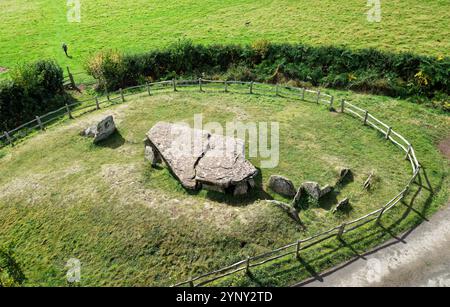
[0,79,421,287]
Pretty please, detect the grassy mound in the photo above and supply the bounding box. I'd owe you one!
[0,91,448,286]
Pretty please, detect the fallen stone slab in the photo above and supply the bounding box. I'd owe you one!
[82,115,116,143]
[145,122,258,194]
[268,175,297,197]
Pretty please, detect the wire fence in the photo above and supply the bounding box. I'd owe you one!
[0,79,420,287]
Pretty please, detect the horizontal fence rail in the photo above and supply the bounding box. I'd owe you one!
[0,79,420,287]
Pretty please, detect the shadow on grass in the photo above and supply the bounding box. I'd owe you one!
[96,130,126,149]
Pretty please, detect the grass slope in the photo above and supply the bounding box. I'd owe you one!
[0,0,448,79]
[0,89,448,286]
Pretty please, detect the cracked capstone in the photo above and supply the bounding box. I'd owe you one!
[145,122,258,194]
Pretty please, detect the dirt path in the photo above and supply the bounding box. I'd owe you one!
[295,200,450,287]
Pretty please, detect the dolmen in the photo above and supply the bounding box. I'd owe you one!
[145,122,258,196]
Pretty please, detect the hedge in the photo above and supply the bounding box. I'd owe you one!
[86,40,450,111]
[0,60,67,131]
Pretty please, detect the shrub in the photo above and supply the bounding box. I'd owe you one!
[86,41,450,111]
[0,59,66,131]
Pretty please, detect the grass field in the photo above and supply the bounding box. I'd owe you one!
[0,88,448,286]
[0,0,449,79]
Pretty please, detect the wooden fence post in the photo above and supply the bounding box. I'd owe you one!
[385,127,392,140]
[199,78,203,92]
[250,82,254,94]
[4,131,13,146]
[337,223,346,240]
[245,256,251,274]
[105,88,110,101]
[65,103,73,119]
[95,97,100,110]
[301,88,306,101]
[329,96,334,111]
[405,144,412,160]
[120,88,125,102]
[296,240,301,258]
[340,99,345,113]
[36,116,44,131]
[316,90,321,104]
[224,80,228,92]
[147,82,151,96]
[363,111,369,125]
[172,79,177,92]
[376,208,385,224]
[66,66,77,90]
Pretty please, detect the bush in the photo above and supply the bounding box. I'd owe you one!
[87,41,450,111]
[0,59,66,131]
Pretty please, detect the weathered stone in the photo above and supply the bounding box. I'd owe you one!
[301,181,321,200]
[83,115,116,143]
[333,198,350,213]
[233,182,249,196]
[337,167,353,185]
[146,122,258,193]
[268,175,296,197]
[319,185,333,198]
[268,200,306,230]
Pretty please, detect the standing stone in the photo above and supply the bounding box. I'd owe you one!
[333,198,350,213]
[233,182,249,196]
[268,175,297,197]
[319,185,333,198]
[337,167,353,185]
[83,115,116,143]
[301,181,321,200]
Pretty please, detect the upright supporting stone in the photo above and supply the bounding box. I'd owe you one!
[224,80,228,92]
[316,90,321,104]
[172,79,177,92]
[36,116,44,131]
[95,97,100,110]
[65,103,73,119]
[147,82,151,96]
[4,131,13,145]
[337,223,346,240]
[120,88,125,102]
[329,96,334,111]
[249,82,254,94]
[385,127,392,140]
[340,99,345,113]
[245,256,251,274]
[301,88,306,100]
[199,78,203,92]
[296,240,301,258]
[363,111,369,125]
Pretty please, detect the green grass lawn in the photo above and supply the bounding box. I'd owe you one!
[0,0,448,80]
[0,88,448,286]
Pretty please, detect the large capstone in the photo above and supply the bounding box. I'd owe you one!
[145,122,258,194]
[83,115,116,143]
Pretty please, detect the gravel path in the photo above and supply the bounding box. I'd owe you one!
[295,201,450,287]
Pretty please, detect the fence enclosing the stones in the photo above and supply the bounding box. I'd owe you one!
[0,79,421,287]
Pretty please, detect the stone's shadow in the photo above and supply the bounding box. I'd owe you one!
[318,190,339,211]
[336,171,354,188]
[96,130,125,149]
[204,167,273,206]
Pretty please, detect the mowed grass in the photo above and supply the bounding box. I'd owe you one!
[0,0,449,79]
[0,88,448,286]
